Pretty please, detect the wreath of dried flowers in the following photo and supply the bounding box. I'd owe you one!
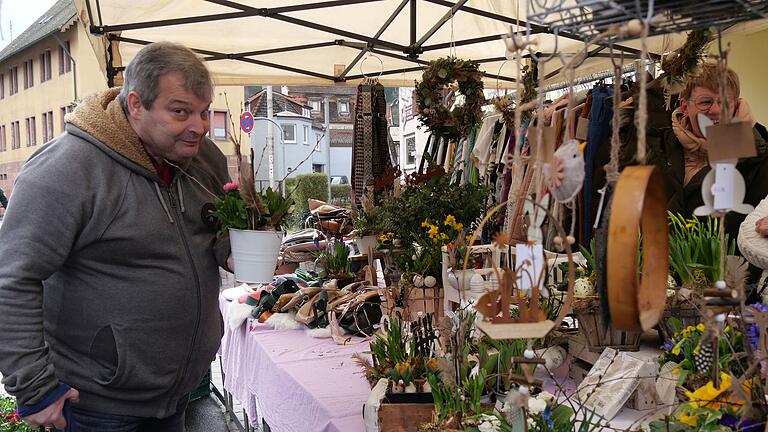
[415,57,485,142]
[491,64,537,129]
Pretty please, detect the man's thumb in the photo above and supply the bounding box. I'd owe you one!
[65,388,80,404]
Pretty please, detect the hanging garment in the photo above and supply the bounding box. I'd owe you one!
[352,82,390,205]
[582,84,613,244]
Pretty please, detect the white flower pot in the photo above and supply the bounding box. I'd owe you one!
[229,229,284,283]
[355,235,378,255]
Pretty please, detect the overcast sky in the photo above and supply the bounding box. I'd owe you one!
[0,0,58,51]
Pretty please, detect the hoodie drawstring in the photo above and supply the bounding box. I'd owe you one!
[154,182,174,224]
[176,181,186,214]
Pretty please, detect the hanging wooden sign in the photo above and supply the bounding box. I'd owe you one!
[607,165,669,332]
[527,125,557,164]
[704,120,756,162]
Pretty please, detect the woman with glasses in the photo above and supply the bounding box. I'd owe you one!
[647,62,768,284]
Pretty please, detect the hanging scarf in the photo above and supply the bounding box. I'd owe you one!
[671,98,756,185]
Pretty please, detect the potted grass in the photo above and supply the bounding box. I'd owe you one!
[317,239,355,287]
[662,213,736,343]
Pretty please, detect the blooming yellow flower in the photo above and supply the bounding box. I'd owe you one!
[444,215,456,227]
[696,323,705,331]
[671,344,681,356]
[421,220,431,228]
[684,373,743,411]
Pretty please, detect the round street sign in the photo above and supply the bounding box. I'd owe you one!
[240,112,254,133]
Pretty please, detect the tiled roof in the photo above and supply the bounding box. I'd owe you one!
[330,129,353,147]
[0,0,77,63]
[247,89,310,118]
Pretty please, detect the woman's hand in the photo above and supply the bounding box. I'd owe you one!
[756,215,768,237]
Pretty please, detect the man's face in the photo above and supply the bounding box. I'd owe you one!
[680,86,736,138]
[127,72,211,162]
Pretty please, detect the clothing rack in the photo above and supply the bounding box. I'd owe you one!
[542,61,640,94]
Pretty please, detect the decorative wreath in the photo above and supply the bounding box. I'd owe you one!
[415,57,485,142]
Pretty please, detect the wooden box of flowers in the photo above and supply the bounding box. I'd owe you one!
[356,314,441,431]
[566,240,641,352]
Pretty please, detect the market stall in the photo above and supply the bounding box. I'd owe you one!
[75,1,768,431]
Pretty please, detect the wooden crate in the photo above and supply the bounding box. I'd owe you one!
[377,403,435,432]
[573,299,641,352]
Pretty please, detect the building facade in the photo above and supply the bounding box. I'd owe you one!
[245,89,328,191]
[0,0,246,198]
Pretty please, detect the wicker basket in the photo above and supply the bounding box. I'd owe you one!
[657,306,702,343]
[572,298,641,352]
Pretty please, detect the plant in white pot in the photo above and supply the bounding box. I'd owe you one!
[210,157,294,283]
[352,207,382,255]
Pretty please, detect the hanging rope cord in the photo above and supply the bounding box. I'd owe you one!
[606,47,625,184]
[635,22,650,165]
[716,36,733,283]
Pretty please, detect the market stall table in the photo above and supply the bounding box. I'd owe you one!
[219,294,372,432]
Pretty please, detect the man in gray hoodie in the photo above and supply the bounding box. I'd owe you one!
[0,42,232,431]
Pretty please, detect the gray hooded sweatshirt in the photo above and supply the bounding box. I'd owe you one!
[0,88,231,417]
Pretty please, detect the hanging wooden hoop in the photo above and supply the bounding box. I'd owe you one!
[607,165,669,332]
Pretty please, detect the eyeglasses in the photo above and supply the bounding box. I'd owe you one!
[691,95,735,112]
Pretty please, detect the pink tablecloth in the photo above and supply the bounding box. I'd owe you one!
[219,295,372,432]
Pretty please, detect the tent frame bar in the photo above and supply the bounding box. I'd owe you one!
[84,0,662,86]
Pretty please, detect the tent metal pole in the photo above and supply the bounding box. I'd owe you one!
[236,57,337,81]
[421,34,508,52]
[336,0,410,81]
[345,65,425,81]
[93,12,253,33]
[83,0,97,33]
[213,41,344,60]
[543,46,606,81]
[414,0,471,48]
[108,35,338,82]
[410,0,416,47]
[423,0,660,60]
[206,0,406,51]
[94,0,104,27]
[211,0,386,15]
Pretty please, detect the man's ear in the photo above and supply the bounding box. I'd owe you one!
[126,91,144,120]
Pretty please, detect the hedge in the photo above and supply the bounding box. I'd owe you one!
[331,184,352,207]
[285,172,329,212]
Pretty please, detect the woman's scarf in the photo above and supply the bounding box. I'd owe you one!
[671,98,756,185]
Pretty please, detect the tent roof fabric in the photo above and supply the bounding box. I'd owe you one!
[73,0,762,88]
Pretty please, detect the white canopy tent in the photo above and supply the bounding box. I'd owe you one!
[72,0,704,88]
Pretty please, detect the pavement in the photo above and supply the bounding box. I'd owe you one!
[185,395,233,432]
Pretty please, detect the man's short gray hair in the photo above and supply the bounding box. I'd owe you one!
[119,42,213,112]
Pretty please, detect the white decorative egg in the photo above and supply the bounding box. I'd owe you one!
[470,273,485,293]
[573,278,594,297]
[412,274,424,288]
[667,274,677,288]
[424,276,437,288]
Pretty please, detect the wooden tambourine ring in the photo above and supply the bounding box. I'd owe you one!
[607,165,669,332]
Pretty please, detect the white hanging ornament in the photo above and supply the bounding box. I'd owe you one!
[694,114,754,216]
[543,139,585,203]
[523,194,550,243]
